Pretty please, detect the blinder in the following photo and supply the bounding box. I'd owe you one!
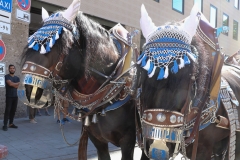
[17,74,53,108]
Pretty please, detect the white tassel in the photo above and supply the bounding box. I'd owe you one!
[187,52,196,62]
[40,45,46,54]
[28,36,33,43]
[28,41,36,48]
[148,66,156,78]
[179,58,185,69]
[143,59,151,71]
[49,38,53,48]
[164,66,169,79]
[137,55,145,64]
[55,32,59,40]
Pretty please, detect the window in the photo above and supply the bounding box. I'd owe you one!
[233,20,238,40]
[154,0,159,2]
[226,0,230,2]
[223,13,229,36]
[210,5,217,28]
[235,0,239,9]
[194,0,203,12]
[172,0,184,14]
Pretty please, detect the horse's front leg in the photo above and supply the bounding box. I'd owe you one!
[119,128,136,160]
[88,128,111,160]
[186,142,213,160]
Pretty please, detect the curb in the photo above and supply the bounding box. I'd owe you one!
[0,145,8,159]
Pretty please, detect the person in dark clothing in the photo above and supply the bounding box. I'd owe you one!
[3,65,20,131]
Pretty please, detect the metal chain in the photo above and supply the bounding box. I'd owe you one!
[54,90,82,146]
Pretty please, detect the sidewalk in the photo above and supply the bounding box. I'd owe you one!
[0,107,185,160]
[0,107,123,160]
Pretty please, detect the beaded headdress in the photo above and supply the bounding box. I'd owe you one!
[137,25,196,80]
[139,4,200,80]
[27,0,81,54]
[28,13,73,54]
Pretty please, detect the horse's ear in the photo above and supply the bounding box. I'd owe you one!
[181,4,200,40]
[62,0,81,22]
[140,4,157,41]
[42,7,49,21]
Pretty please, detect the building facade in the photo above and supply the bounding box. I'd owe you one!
[0,0,239,119]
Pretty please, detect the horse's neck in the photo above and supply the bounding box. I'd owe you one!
[76,76,101,94]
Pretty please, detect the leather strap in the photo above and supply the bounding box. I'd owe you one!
[22,61,51,78]
[78,126,88,160]
[185,95,208,160]
[135,102,143,148]
[210,52,224,100]
[142,109,184,127]
[50,53,66,80]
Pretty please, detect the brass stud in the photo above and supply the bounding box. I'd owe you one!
[170,115,177,123]
[23,64,28,70]
[156,113,166,122]
[147,113,152,121]
[30,65,36,71]
[177,116,181,123]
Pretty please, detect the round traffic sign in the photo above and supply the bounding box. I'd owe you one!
[17,0,31,11]
[0,40,6,61]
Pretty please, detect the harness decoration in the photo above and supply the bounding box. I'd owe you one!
[28,8,79,54]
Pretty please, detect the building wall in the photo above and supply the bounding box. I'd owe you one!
[0,1,30,119]
[204,0,240,55]
[39,0,240,55]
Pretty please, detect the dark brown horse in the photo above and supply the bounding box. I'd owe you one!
[137,4,240,160]
[18,1,148,160]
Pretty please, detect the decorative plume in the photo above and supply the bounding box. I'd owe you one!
[140,4,157,42]
[62,0,81,22]
[181,4,200,41]
[42,7,49,21]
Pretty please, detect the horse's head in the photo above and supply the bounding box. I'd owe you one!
[138,4,215,159]
[18,0,119,108]
[139,4,201,112]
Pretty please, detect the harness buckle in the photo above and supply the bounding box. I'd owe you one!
[55,62,63,71]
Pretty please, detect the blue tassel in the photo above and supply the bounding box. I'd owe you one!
[171,60,178,74]
[184,54,190,65]
[33,43,39,51]
[141,56,148,67]
[46,42,51,52]
[28,39,34,46]
[148,62,154,75]
[58,27,63,34]
[157,67,165,80]
[137,52,145,61]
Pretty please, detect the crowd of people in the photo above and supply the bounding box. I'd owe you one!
[2,64,70,131]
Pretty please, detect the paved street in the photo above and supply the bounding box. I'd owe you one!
[0,107,186,160]
[0,107,143,160]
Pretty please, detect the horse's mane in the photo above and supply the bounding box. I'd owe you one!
[75,12,119,76]
[191,34,212,107]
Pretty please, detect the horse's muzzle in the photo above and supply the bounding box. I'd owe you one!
[17,74,53,108]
